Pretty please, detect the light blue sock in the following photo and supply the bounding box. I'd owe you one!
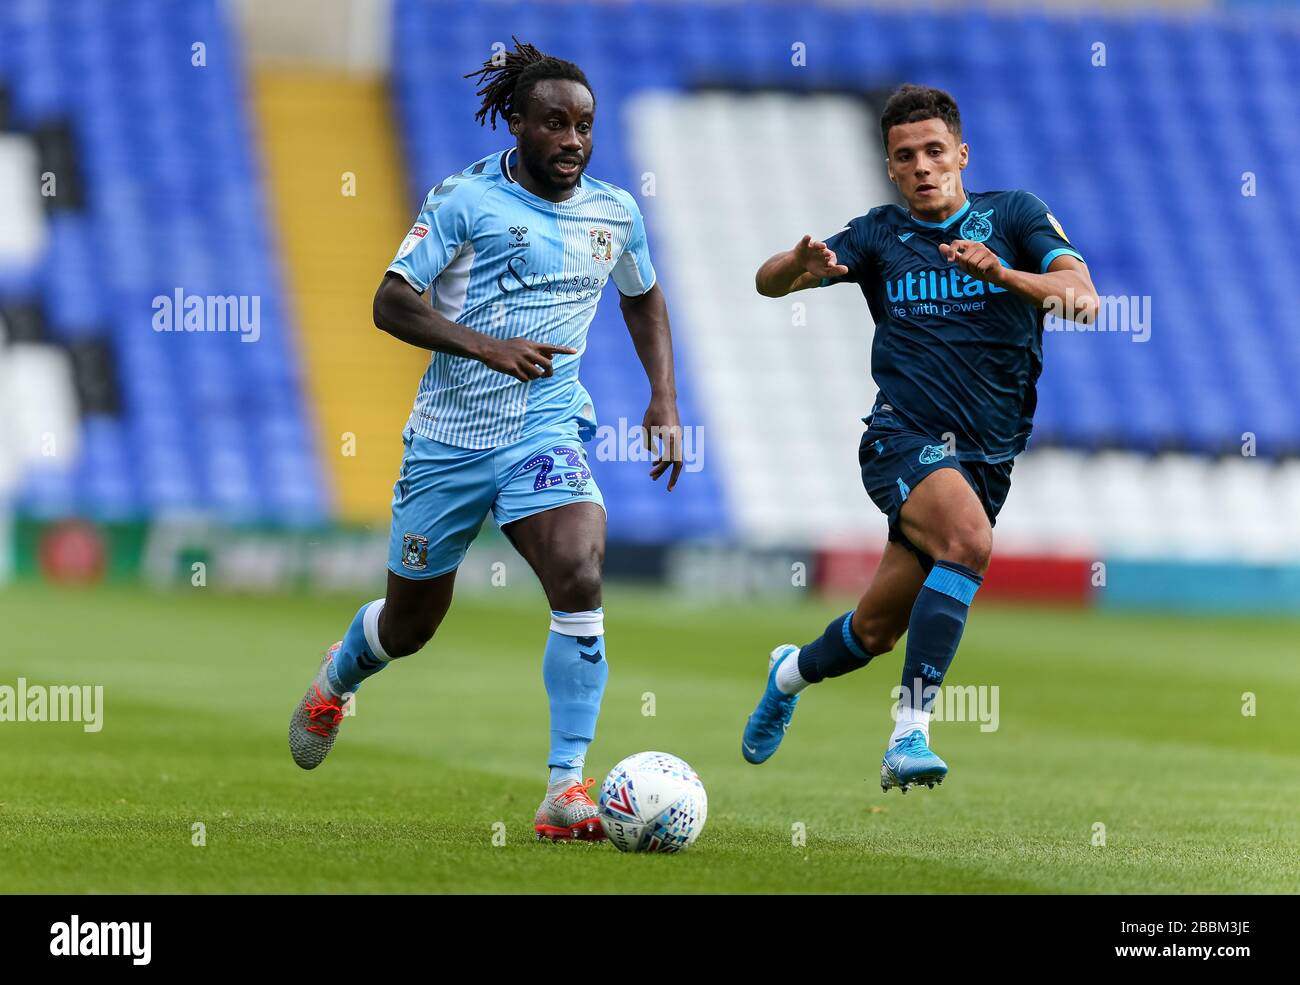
[542,608,608,775]
[549,766,582,786]
[326,599,392,695]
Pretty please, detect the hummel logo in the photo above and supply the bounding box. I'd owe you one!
[507,225,530,248]
[898,232,914,243]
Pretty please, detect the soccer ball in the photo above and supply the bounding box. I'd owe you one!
[598,751,708,853]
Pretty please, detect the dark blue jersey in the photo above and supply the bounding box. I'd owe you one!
[821,190,1083,463]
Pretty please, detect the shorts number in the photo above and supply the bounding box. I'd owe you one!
[522,447,590,492]
[522,453,563,490]
[553,446,591,483]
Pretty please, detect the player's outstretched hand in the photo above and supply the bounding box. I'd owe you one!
[481,337,579,381]
[793,233,849,278]
[940,239,1006,286]
[643,396,684,492]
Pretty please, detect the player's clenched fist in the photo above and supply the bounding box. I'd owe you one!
[794,233,849,278]
[481,337,579,381]
[940,239,1006,286]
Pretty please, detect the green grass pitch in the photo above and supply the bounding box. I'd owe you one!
[1,581,1298,894]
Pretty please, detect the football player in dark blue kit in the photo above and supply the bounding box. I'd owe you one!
[742,85,1099,792]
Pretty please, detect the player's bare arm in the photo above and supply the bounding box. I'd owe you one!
[940,242,1099,324]
[373,271,577,381]
[755,233,849,297]
[620,282,684,490]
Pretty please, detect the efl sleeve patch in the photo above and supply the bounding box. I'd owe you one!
[396,222,430,259]
[1013,193,1084,272]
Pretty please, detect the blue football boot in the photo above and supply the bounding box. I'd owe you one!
[742,645,801,764]
[880,729,948,792]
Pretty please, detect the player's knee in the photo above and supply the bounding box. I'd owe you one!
[547,556,603,612]
[938,523,992,574]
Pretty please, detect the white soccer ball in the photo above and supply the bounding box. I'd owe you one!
[598,751,708,853]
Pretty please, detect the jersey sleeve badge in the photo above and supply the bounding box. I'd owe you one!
[396,222,430,259]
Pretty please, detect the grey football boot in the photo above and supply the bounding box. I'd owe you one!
[534,777,606,841]
[289,642,351,770]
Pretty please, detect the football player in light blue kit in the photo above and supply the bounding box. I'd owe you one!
[289,40,685,841]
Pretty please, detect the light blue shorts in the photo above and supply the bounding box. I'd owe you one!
[388,419,605,579]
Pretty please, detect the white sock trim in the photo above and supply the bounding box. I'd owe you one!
[362,599,391,661]
[774,648,808,695]
[890,704,930,745]
[549,609,604,637]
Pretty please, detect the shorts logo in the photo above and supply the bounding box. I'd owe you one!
[568,475,591,497]
[401,533,429,571]
[919,444,947,465]
[590,227,613,262]
[958,208,994,243]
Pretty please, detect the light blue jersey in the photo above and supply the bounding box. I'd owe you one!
[387,148,657,449]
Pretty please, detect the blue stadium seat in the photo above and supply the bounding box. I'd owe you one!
[5,0,1299,536]
[0,0,327,523]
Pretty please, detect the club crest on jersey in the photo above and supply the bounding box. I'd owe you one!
[396,223,429,260]
[919,444,947,465]
[401,533,429,571]
[589,227,613,262]
[958,208,994,243]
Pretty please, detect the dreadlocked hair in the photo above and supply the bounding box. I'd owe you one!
[463,36,592,130]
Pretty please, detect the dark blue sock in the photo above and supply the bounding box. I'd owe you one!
[899,560,983,712]
[797,611,874,684]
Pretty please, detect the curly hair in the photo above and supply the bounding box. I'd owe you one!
[463,36,593,130]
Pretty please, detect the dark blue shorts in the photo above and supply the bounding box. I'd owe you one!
[858,424,1013,558]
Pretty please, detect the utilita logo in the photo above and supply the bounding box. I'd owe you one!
[50,915,151,965]
[886,268,1008,303]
